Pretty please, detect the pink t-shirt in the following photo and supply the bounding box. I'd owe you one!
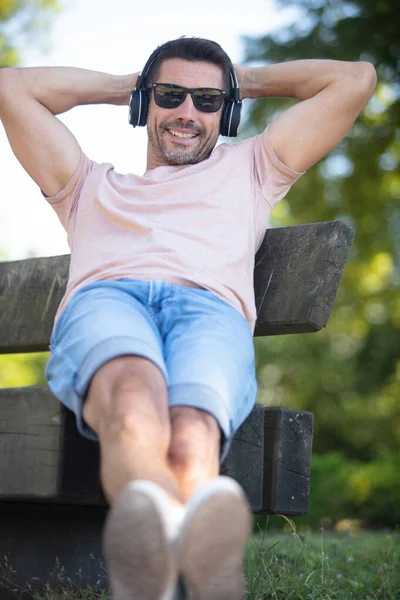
[45,127,303,333]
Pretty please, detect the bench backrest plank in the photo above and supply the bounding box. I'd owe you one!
[254,220,355,335]
[0,221,355,354]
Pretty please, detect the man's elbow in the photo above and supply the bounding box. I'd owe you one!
[336,61,377,112]
[354,61,377,100]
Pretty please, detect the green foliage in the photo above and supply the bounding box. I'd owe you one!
[0,0,62,67]
[309,452,400,528]
[245,0,400,470]
[0,352,49,387]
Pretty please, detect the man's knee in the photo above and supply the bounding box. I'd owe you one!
[168,406,221,467]
[83,355,170,447]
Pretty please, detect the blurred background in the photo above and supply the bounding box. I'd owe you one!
[0,0,399,531]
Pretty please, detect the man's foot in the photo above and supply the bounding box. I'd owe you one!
[103,480,178,600]
[175,476,252,600]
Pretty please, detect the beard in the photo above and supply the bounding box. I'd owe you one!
[147,118,219,166]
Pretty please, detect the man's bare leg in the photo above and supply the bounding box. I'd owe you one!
[83,355,189,599]
[167,406,222,502]
[168,407,251,600]
[82,355,184,507]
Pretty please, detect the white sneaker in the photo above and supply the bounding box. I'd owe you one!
[103,480,179,600]
[175,476,252,600]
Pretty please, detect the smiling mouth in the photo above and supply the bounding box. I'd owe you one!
[166,127,199,140]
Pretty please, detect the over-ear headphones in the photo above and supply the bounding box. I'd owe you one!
[129,48,242,137]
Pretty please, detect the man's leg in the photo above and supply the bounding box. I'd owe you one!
[167,406,221,502]
[82,354,184,507]
[83,354,188,599]
[167,408,251,600]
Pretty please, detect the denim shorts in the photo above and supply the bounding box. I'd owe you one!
[45,278,258,464]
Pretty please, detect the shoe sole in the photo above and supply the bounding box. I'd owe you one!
[103,481,176,600]
[176,477,252,600]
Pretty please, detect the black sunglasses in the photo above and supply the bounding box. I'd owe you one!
[146,83,226,113]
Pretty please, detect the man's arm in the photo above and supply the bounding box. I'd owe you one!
[236,59,377,173]
[0,67,138,197]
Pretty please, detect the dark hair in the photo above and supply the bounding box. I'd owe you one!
[146,37,233,95]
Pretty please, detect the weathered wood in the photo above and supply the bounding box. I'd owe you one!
[221,404,265,511]
[0,221,355,353]
[0,387,313,515]
[221,405,314,514]
[254,220,355,335]
[262,408,314,515]
[0,386,63,497]
[0,254,69,354]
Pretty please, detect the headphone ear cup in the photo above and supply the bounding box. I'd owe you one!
[220,102,231,137]
[129,90,149,127]
[228,101,242,137]
[220,101,242,137]
[129,90,141,127]
[138,91,149,126]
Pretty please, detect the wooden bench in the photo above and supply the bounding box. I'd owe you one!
[0,220,354,595]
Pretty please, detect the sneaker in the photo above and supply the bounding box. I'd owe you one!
[103,480,178,600]
[175,476,252,600]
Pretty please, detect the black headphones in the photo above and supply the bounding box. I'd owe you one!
[128,48,242,137]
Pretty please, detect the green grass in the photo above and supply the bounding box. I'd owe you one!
[245,523,400,599]
[1,525,399,599]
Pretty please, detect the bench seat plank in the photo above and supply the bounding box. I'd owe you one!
[0,386,313,515]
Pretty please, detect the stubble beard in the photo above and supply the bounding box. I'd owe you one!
[147,120,219,166]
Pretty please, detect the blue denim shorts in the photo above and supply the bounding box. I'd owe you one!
[45,278,258,464]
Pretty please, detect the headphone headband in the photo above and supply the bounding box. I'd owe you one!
[136,48,239,98]
[228,68,240,102]
[135,49,163,91]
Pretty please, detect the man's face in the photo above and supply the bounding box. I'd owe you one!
[146,58,224,169]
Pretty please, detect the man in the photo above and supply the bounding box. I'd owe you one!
[0,37,376,599]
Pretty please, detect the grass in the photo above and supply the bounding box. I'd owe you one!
[244,520,400,599]
[1,522,399,600]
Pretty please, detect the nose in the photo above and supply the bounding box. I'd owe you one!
[174,91,198,121]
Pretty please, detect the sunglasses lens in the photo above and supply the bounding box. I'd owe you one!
[193,89,223,112]
[154,84,185,108]
[152,85,224,112]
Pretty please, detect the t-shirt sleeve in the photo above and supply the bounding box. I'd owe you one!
[42,151,97,230]
[253,125,305,208]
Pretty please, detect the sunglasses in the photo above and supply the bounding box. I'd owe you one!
[146,83,226,113]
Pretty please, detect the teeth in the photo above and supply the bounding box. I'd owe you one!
[168,129,197,139]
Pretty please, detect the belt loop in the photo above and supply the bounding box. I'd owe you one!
[148,280,154,305]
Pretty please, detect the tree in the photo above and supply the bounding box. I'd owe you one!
[0,0,61,67]
[243,0,400,461]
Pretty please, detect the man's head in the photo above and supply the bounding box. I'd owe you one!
[141,37,234,169]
